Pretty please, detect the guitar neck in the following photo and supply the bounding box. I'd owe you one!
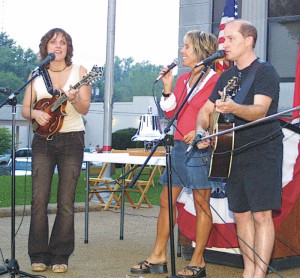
[221,87,227,102]
[49,66,103,112]
[51,93,69,112]
[51,82,82,112]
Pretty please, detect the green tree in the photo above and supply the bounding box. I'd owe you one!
[0,32,38,104]
[0,128,12,154]
[91,57,169,103]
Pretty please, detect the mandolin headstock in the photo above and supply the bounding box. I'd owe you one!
[73,65,104,90]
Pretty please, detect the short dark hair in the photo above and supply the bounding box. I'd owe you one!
[231,19,257,48]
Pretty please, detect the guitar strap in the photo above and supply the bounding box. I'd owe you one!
[233,58,264,104]
[39,68,57,96]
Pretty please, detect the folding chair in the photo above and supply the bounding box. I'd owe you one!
[88,162,121,210]
[123,164,160,209]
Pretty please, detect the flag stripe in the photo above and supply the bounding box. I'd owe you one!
[215,0,238,75]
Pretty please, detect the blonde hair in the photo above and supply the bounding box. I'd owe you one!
[184,30,218,61]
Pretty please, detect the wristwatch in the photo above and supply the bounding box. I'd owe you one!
[162,90,171,97]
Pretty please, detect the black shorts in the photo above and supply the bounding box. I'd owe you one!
[226,136,283,213]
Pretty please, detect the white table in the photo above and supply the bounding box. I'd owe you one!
[83,152,166,242]
[84,152,165,166]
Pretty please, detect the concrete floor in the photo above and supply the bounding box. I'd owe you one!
[0,204,299,278]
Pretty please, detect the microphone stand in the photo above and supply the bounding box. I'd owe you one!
[0,71,41,278]
[187,105,300,151]
[128,65,211,278]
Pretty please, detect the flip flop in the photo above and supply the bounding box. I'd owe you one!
[177,266,206,277]
[130,260,167,274]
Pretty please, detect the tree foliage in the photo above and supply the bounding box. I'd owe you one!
[0,128,12,154]
[0,32,38,104]
[112,128,144,150]
[91,57,170,102]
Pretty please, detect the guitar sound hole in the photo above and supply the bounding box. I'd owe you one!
[223,114,235,123]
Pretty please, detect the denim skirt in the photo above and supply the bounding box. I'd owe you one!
[158,140,223,189]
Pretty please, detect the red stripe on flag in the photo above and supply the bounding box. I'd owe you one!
[292,43,300,119]
[219,23,226,31]
[219,37,225,44]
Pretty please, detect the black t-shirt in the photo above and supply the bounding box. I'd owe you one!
[209,59,283,150]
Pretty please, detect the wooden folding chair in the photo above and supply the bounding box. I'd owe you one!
[88,162,121,210]
[98,164,134,208]
[123,164,159,209]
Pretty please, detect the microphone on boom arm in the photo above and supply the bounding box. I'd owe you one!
[194,50,225,68]
[32,53,56,72]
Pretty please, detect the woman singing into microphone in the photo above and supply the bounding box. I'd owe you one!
[130,30,223,278]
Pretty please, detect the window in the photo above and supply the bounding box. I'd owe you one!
[268,0,300,81]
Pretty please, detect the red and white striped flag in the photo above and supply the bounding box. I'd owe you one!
[177,124,300,248]
[215,0,239,74]
[292,43,300,119]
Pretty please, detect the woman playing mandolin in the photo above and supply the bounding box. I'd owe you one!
[21,28,91,274]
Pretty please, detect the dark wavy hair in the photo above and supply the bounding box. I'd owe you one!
[38,28,73,67]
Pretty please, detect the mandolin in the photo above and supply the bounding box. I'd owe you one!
[209,76,239,178]
[32,65,104,140]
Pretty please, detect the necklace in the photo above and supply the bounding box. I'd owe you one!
[189,68,210,87]
[49,65,67,72]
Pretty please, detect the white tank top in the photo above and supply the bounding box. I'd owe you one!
[33,64,85,133]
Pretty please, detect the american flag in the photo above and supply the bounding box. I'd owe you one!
[215,0,239,74]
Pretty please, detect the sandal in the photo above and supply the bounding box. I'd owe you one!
[177,266,206,278]
[31,263,47,272]
[52,264,68,273]
[130,260,168,274]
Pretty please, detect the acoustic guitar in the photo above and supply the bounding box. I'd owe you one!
[209,76,239,178]
[32,65,104,140]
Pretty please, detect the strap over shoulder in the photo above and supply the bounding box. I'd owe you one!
[234,58,264,104]
[39,68,55,96]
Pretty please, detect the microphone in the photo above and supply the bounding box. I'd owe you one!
[33,53,56,72]
[0,87,12,94]
[154,58,179,83]
[186,130,207,154]
[194,50,225,68]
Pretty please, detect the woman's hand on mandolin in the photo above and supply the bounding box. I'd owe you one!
[33,110,51,126]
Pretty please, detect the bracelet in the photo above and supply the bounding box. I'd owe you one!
[162,90,172,98]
